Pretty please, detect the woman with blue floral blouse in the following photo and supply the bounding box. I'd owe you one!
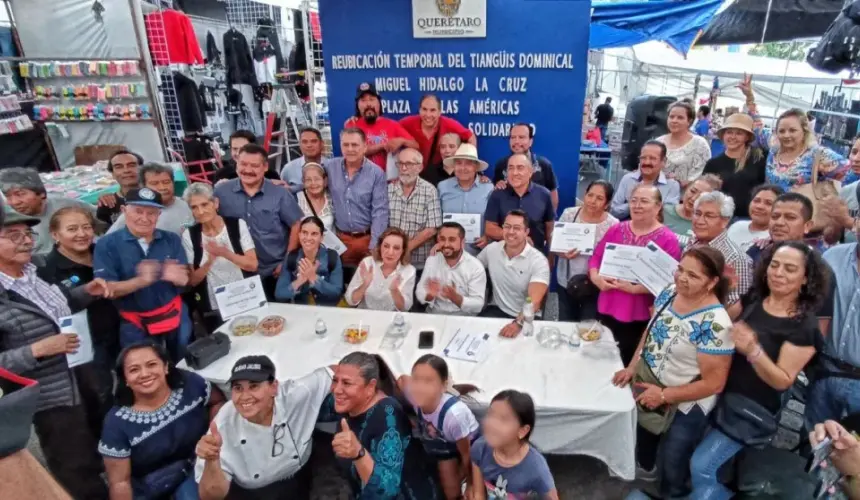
[612,247,734,498]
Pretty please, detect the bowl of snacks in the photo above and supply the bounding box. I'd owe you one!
[343,324,369,344]
[229,315,257,337]
[257,315,285,337]
[577,321,602,342]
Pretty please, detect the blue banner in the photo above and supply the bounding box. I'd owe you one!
[317,0,592,211]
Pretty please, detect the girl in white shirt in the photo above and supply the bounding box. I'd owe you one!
[398,354,480,500]
[345,227,416,311]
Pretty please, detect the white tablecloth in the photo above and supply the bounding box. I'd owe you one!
[179,304,636,480]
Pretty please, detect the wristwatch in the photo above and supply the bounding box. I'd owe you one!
[352,447,366,461]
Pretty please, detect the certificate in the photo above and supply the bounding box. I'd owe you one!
[323,230,347,255]
[214,275,268,320]
[60,311,93,368]
[442,213,482,242]
[550,221,597,254]
[632,241,679,296]
[442,329,491,363]
[598,244,642,282]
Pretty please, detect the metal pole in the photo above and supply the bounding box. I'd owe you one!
[773,41,796,126]
[761,0,774,44]
[301,1,316,128]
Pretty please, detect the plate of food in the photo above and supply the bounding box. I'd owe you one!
[229,315,257,337]
[577,321,602,342]
[258,315,285,336]
[343,324,369,344]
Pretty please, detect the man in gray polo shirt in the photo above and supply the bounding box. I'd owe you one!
[477,209,550,336]
[215,144,304,299]
[108,163,193,235]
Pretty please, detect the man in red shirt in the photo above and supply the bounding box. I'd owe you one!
[400,94,476,171]
[345,82,418,172]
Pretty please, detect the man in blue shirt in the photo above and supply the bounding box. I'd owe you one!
[484,153,555,253]
[492,123,559,210]
[324,127,390,268]
[694,105,711,139]
[438,143,494,255]
[610,140,681,220]
[94,188,191,363]
[215,144,304,299]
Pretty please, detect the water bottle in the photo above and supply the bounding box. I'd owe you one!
[521,297,535,337]
[315,318,327,338]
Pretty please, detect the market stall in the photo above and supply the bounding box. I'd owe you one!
[40,162,187,205]
[179,303,637,480]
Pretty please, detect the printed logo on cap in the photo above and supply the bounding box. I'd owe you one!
[139,188,156,200]
[359,82,370,91]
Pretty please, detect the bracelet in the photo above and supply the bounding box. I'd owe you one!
[747,345,764,363]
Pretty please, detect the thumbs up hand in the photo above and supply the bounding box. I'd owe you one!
[332,418,362,459]
[196,421,223,461]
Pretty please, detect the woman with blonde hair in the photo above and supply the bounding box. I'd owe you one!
[345,227,416,311]
[703,113,768,219]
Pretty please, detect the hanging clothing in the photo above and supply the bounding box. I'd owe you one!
[205,31,221,66]
[144,9,204,66]
[162,72,207,133]
[256,17,285,70]
[223,29,257,88]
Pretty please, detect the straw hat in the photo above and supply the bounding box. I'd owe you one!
[717,113,754,137]
[442,143,489,172]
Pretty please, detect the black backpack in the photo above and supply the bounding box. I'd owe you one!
[189,217,254,314]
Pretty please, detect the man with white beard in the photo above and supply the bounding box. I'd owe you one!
[388,147,442,274]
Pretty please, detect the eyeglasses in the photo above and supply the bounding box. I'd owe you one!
[0,229,36,244]
[395,161,421,168]
[694,211,722,222]
[272,422,285,458]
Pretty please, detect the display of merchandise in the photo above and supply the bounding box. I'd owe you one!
[19,60,141,78]
[0,61,19,95]
[33,103,152,122]
[33,82,148,101]
[41,165,117,198]
[144,9,204,66]
[223,28,257,88]
[0,95,33,136]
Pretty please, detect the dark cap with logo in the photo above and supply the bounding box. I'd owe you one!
[125,187,163,208]
[355,81,380,101]
[228,355,276,383]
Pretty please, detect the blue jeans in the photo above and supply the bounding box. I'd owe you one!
[636,405,708,498]
[172,475,199,500]
[119,306,193,363]
[805,375,860,431]
[690,428,745,500]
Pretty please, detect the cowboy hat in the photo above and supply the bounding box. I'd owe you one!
[442,143,489,172]
[717,113,755,137]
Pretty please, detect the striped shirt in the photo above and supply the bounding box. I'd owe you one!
[690,231,753,305]
[0,263,71,323]
[388,178,443,268]
[324,158,390,249]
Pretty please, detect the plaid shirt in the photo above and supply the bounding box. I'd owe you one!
[388,178,443,268]
[0,263,71,324]
[690,231,754,305]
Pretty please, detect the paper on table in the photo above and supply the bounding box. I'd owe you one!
[442,328,491,363]
[598,244,642,282]
[631,241,679,296]
[214,275,268,320]
[442,213,482,242]
[60,311,93,368]
[550,221,597,254]
[323,230,347,255]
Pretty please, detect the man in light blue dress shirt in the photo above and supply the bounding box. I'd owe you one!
[280,127,326,193]
[610,140,681,220]
[438,144,494,255]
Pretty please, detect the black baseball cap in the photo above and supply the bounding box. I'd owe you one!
[355,81,380,101]
[125,187,163,208]
[228,355,276,383]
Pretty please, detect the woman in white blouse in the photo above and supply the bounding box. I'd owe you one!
[296,162,334,230]
[657,101,712,187]
[345,228,416,311]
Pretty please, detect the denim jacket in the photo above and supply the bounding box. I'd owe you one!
[274,245,344,306]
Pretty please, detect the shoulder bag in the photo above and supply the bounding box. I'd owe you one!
[632,292,679,435]
[790,150,841,232]
[565,208,600,300]
[712,302,780,448]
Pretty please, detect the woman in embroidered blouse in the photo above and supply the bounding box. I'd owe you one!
[324,351,440,499]
[345,227,416,311]
[765,108,848,193]
[99,341,224,500]
[589,184,682,366]
[554,180,618,321]
[275,215,344,305]
[613,247,734,499]
[656,101,713,187]
[296,162,334,231]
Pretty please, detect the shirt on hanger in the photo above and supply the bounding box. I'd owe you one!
[144,9,204,65]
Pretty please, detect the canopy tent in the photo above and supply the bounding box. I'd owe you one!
[590,0,724,54]
[696,0,843,46]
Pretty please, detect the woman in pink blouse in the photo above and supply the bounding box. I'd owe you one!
[588,184,682,365]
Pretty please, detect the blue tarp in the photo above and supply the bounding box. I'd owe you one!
[590,0,724,54]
